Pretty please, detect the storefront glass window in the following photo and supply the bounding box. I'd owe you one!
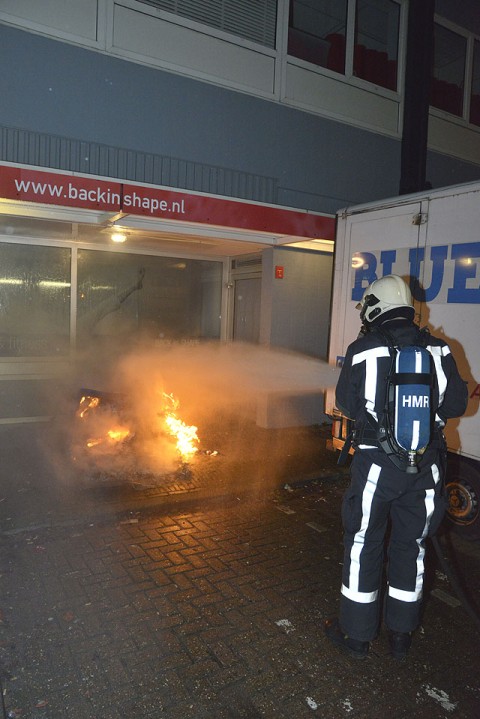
[470,39,480,127]
[431,24,466,117]
[353,0,399,91]
[288,0,348,74]
[0,243,71,357]
[76,250,222,346]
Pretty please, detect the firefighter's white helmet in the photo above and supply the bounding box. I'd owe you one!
[356,274,413,323]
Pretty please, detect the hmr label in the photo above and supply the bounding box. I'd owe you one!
[402,395,429,408]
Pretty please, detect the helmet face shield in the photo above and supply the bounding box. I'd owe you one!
[357,275,413,324]
[358,293,380,322]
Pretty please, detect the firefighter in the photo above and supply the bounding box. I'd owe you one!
[325,274,468,660]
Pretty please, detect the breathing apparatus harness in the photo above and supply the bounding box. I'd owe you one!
[338,324,439,473]
[363,325,436,473]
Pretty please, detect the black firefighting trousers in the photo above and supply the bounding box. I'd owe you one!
[339,448,446,642]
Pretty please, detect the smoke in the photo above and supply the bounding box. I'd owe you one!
[113,341,339,410]
[49,341,340,489]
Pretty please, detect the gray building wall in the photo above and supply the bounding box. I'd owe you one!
[2,23,478,218]
[260,247,333,358]
[256,247,333,428]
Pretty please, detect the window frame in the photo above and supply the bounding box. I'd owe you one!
[432,15,480,130]
[286,0,406,98]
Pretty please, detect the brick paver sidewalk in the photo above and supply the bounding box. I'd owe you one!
[1,476,479,718]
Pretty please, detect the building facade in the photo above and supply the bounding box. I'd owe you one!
[0,0,479,426]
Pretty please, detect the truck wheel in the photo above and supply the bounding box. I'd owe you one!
[445,457,480,540]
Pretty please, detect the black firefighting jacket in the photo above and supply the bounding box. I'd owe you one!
[335,318,468,456]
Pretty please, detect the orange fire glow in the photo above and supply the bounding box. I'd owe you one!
[86,425,131,448]
[107,426,131,442]
[78,395,100,418]
[78,390,199,464]
[162,392,199,461]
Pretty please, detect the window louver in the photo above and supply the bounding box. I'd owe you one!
[137,0,277,48]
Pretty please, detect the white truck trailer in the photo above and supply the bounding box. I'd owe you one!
[326,180,480,539]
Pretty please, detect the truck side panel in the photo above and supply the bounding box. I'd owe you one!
[328,182,480,538]
[328,184,480,463]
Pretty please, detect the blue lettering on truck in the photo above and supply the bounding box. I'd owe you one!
[352,242,480,303]
[449,243,480,303]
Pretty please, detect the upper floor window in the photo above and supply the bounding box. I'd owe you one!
[431,24,466,118]
[137,0,278,48]
[288,0,401,92]
[353,0,399,91]
[431,21,480,128]
[288,0,348,74]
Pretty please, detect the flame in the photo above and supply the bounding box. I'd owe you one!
[162,392,199,461]
[164,414,199,460]
[77,389,199,466]
[86,437,103,448]
[86,425,131,449]
[107,427,131,442]
[78,395,100,418]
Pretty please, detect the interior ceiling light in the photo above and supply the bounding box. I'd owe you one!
[111,231,127,243]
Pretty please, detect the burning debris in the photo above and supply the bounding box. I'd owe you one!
[75,390,134,452]
[67,342,338,490]
[72,387,208,484]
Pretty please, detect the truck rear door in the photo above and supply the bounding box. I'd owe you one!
[326,200,424,416]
